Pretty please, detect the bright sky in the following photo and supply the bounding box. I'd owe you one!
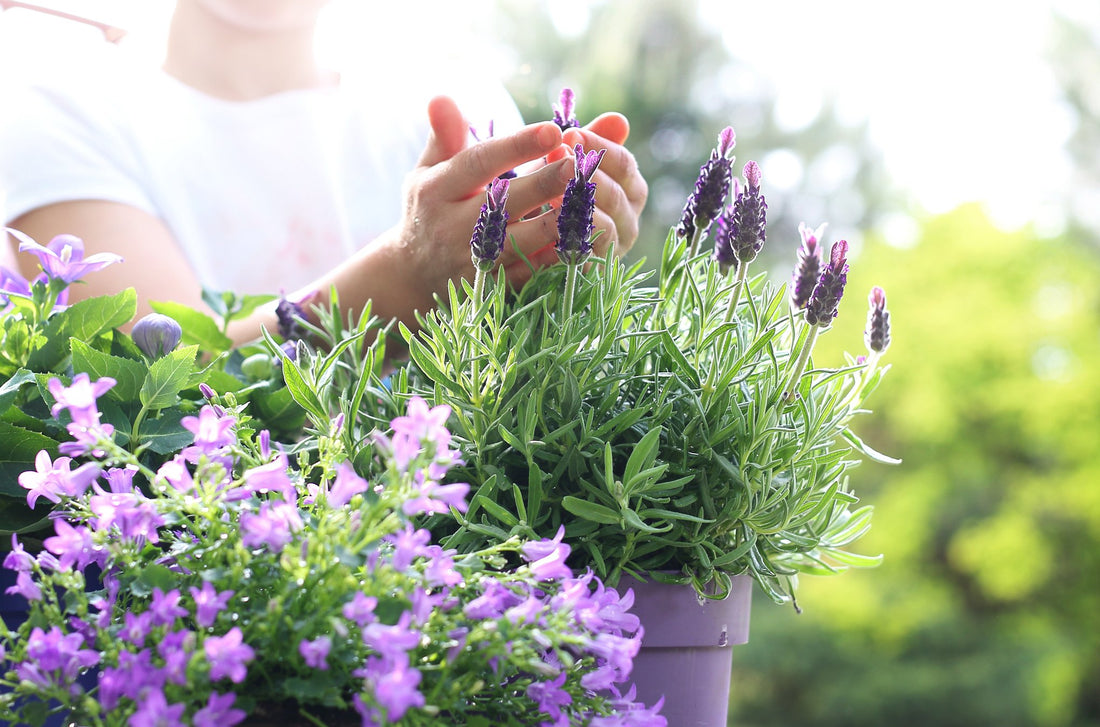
[0,0,1087,239]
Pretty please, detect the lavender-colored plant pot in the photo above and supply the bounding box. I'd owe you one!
[620,574,753,726]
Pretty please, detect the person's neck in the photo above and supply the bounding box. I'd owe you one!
[162,3,333,101]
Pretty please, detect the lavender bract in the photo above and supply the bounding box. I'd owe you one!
[469,178,511,271]
[553,87,579,130]
[556,144,606,266]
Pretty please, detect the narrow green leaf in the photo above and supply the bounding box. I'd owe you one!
[561,496,621,526]
[622,426,662,486]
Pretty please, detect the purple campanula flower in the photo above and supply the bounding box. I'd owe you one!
[130,689,187,727]
[131,313,183,359]
[204,627,255,683]
[865,286,892,354]
[804,240,850,327]
[190,582,234,629]
[361,613,419,662]
[43,520,104,572]
[150,588,189,626]
[24,625,100,682]
[553,87,579,130]
[727,160,767,264]
[391,396,452,449]
[19,450,101,508]
[242,453,296,501]
[556,144,606,266]
[504,594,544,625]
[59,419,115,458]
[157,455,196,493]
[463,578,522,620]
[11,229,123,285]
[157,630,195,685]
[522,526,573,581]
[1,264,34,307]
[299,635,332,670]
[677,127,735,244]
[402,477,469,516]
[364,655,425,721]
[241,500,302,553]
[791,222,826,310]
[421,546,463,588]
[343,592,378,627]
[386,522,431,572]
[121,610,155,647]
[528,672,572,722]
[4,534,35,572]
[328,460,370,508]
[48,372,115,427]
[89,485,164,544]
[194,692,247,727]
[470,178,511,271]
[6,570,42,601]
[180,405,236,453]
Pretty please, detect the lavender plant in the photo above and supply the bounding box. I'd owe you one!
[348,93,898,604]
[0,386,663,725]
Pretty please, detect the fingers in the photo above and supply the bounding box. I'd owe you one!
[585,112,630,145]
[432,122,563,199]
[418,96,469,167]
[503,157,574,219]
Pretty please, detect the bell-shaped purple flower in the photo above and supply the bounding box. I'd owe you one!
[469,178,511,271]
[10,229,122,285]
[864,286,892,354]
[790,222,826,310]
[131,313,182,359]
[553,88,579,130]
[804,240,849,327]
[556,145,606,266]
[677,127,735,244]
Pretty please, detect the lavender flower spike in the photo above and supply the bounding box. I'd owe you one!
[556,145,606,266]
[790,222,827,310]
[553,88,579,130]
[864,286,891,354]
[676,127,735,247]
[469,178,511,271]
[804,240,849,327]
[729,161,767,263]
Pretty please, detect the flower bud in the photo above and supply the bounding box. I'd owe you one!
[864,286,891,354]
[804,240,849,327]
[131,313,182,359]
[790,223,826,310]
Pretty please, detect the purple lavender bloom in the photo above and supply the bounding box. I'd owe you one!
[804,240,850,327]
[677,127,735,243]
[470,178,511,271]
[194,692,247,727]
[275,294,307,341]
[556,145,606,266]
[48,372,116,427]
[43,520,104,572]
[204,627,255,683]
[299,635,332,670]
[190,582,235,629]
[130,689,187,727]
[241,501,303,553]
[865,286,892,354]
[790,222,826,310]
[12,230,123,284]
[180,405,236,453]
[528,672,572,721]
[552,87,579,130]
[725,160,767,264]
[131,313,183,359]
[342,592,379,627]
[19,450,101,508]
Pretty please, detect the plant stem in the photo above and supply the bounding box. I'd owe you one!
[562,263,579,324]
[672,228,704,325]
[469,269,487,394]
[130,404,150,446]
[723,263,749,323]
[782,323,820,402]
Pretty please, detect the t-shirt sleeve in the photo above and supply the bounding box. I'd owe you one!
[0,71,157,226]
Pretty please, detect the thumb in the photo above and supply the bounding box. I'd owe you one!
[418,95,469,167]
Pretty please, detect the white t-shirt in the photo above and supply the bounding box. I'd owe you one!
[0,45,523,295]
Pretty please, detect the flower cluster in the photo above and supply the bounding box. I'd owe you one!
[1,377,665,725]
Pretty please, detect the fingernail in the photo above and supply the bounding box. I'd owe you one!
[536,123,559,148]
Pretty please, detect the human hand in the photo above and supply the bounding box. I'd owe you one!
[398,96,574,306]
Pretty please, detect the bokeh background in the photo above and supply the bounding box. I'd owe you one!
[3,1,1099,724]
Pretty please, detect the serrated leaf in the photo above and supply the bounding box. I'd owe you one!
[0,369,37,411]
[0,421,61,497]
[61,288,138,340]
[70,339,148,402]
[140,345,198,409]
[138,409,196,455]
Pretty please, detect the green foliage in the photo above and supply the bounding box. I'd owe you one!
[348,216,891,603]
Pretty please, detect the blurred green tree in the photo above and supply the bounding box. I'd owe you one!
[730,205,1100,727]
